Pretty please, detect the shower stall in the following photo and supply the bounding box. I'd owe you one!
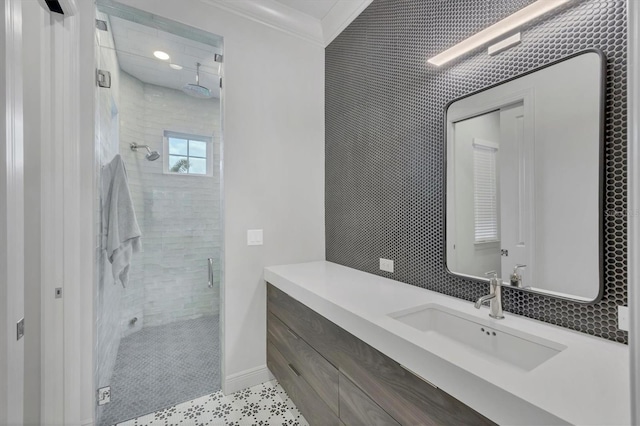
[94,2,224,424]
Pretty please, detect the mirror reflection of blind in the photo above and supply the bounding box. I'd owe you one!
[473,140,499,243]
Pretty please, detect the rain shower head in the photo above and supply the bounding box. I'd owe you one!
[130,143,161,161]
[182,62,212,99]
[183,84,212,99]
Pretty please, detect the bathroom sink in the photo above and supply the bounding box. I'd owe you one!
[389,304,566,371]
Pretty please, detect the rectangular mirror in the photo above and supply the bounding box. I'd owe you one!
[446,50,604,302]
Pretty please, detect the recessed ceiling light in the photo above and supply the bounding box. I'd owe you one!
[153,51,170,61]
[169,63,183,70]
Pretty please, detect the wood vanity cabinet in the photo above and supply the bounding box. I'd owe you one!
[266,283,496,426]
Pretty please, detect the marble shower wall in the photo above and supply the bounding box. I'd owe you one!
[119,71,221,336]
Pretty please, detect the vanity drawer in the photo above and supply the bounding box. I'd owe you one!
[267,341,340,426]
[339,373,399,426]
[337,351,495,426]
[267,283,341,364]
[267,284,496,426]
[267,311,339,414]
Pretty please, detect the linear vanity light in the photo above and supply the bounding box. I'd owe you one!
[427,0,571,67]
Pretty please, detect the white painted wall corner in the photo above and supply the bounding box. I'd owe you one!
[222,365,275,395]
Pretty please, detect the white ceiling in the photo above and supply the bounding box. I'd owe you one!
[203,0,372,46]
[101,0,372,91]
[272,0,340,20]
[106,16,222,97]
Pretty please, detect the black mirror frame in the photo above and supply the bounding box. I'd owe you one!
[442,48,607,305]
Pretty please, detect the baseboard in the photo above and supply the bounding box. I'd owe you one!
[222,364,275,395]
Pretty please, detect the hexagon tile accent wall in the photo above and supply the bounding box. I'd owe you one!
[325,0,627,343]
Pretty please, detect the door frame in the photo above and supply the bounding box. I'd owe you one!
[39,0,95,424]
[62,0,96,422]
[53,2,227,424]
[0,0,25,423]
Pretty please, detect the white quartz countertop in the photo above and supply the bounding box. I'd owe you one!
[264,261,630,426]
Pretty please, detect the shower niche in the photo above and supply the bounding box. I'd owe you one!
[94,2,224,425]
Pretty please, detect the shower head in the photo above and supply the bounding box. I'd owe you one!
[146,150,161,161]
[182,84,212,99]
[130,143,161,161]
[182,62,212,99]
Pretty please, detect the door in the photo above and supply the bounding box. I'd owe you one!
[450,111,502,278]
[498,103,534,287]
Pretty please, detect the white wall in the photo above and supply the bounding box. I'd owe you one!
[113,0,325,392]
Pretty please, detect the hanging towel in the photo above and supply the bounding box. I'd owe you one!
[102,154,141,287]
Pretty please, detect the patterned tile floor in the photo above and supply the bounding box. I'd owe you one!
[117,380,309,426]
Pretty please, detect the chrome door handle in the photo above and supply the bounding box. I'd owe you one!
[208,258,214,288]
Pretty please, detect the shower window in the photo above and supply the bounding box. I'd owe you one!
[164,130,213,176]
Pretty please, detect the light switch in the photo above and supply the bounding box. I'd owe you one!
[247,229,263,246]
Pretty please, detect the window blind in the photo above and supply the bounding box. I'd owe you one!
[473,142,499,243]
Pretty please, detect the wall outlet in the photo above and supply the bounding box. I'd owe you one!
[379,258,394,273]
[618,305,629,331]
[97,386,111,406]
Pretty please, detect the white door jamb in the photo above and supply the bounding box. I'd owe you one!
[0,0,25,424]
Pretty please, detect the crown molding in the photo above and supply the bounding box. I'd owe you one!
[322,0,372,46]
[199,0,371,47]
[200,0,324,46]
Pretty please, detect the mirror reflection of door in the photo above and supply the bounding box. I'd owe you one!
[451,102,532,287]
[451,111,501,278]
[498,103,533,287]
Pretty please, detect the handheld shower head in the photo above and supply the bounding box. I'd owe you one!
[130,143,161,161]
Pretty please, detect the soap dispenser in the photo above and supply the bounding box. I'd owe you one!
[510,264,527,287]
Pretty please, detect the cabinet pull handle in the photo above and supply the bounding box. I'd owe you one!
[399,364,438,389]
[286,327,299,339]
[288,363,301,377]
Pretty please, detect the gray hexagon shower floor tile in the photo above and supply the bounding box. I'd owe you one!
[99,316,222,426]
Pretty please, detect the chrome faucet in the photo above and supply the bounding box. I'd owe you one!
[474,271,504,319]
[509,264,527,288]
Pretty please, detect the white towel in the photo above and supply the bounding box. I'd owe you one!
[102,154,141,287]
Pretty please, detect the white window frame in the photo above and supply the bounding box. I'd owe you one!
[472,138,500,244]
[163,130,214,177]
